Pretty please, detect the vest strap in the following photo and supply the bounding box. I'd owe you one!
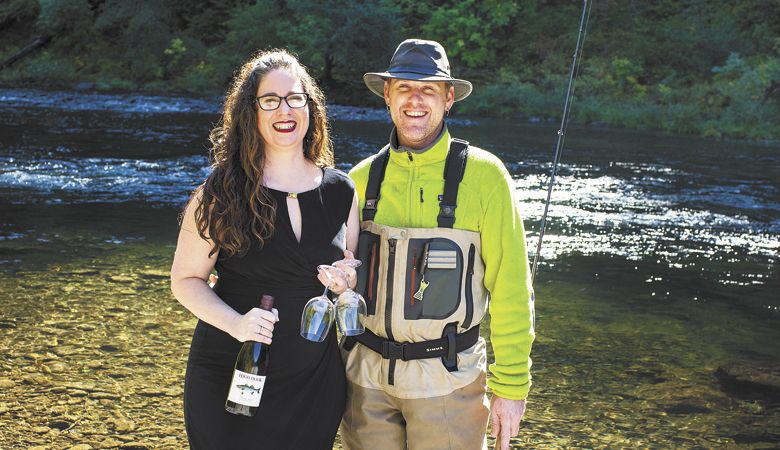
[438,139,469,228]
[362,145,390,221]
[362,139,470,226]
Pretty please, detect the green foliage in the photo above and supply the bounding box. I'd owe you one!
[0,0,778,140]
[215,0,402,102]
[93,1,175,81]
[36,0,94,51]
[219,0,289,72]
[0,0,39,29]
[290,0,403,102]
[458,76,564,120]
[416,0,518,69]
[579,57,648,101]
[9,50,79,82]
[707,53,780,139]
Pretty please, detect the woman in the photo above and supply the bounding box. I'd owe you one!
[170,49,359,449]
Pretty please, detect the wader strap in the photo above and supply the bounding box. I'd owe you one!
[363,140,469,224]
[344,325,479,364]
[362,145,390,221]
[438,139,469,228]
[441,322,459,372]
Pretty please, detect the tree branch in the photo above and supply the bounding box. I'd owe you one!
[0,34,52,71]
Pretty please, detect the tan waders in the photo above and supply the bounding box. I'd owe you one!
[342,140,491,449]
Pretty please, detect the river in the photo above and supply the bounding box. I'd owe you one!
[0,88,778,449]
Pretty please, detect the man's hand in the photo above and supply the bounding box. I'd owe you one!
[489,396,526,450]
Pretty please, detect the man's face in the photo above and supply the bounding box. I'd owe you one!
[384,79,455,150]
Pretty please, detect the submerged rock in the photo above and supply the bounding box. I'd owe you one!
[716,362,780,403]
[665,403,712,414]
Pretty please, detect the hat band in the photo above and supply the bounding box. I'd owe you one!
[387,65,451,78]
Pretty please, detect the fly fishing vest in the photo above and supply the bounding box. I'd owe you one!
[343,139,490,399]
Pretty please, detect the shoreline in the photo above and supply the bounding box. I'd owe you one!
[5,85,779,145]
[0,86,477,127]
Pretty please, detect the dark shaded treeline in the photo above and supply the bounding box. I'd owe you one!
[1,0,779,140]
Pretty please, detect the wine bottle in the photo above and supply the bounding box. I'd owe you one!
[225,294,274,417]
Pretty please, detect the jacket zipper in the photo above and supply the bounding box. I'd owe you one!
[386,238,397,385]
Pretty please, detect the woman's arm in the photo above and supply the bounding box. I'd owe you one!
[317,189,360,293]
[346,189,360,254]
[170,192,277,344]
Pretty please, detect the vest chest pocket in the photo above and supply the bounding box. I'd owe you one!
[404,238,463,320]
[355,230,380,315]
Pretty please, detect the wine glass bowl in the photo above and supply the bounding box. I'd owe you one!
[301,260,366,342]
[332,258,366,336]
[300,265,337,342]
[335,289,366,336]
[300,293,335,342]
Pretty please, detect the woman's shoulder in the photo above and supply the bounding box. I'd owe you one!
[322,167,355,191]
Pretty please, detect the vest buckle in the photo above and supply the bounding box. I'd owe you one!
[381,340,409,361]
[439,204,456,217]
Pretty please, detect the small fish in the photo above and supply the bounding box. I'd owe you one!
[236,384,262,394]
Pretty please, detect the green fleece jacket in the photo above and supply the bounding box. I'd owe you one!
[348,127,535,400]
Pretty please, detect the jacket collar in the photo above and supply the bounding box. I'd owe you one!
[388,124,450,167]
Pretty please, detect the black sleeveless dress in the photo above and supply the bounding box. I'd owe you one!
[184,168,352,449]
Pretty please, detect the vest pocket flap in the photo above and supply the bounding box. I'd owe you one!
[426,250,458,269]
[404,238,463,321]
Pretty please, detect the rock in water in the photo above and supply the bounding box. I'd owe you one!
[715,362,780,403]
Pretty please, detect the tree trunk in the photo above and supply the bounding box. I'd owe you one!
[763,80,779,104]
[320,49,335,91]
[0,35,53,71]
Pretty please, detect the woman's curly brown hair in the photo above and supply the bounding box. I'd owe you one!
[191,49,333,257]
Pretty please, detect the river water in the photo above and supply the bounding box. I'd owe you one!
[0,88,778,449]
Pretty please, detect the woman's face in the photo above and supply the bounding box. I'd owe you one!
[255,69,310,153]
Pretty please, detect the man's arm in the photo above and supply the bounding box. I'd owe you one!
[479,160,535,448]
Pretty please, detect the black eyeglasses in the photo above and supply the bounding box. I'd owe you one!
[255,93,309,111]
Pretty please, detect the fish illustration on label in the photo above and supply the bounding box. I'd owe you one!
[227,370,266,407]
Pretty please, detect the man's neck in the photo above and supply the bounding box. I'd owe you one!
[392,123,447,153]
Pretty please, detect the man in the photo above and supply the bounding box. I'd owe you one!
[341,39,535,450]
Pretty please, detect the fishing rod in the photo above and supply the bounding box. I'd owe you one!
[531,0,593,283]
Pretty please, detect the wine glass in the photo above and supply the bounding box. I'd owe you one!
[300,265,336,342]
[332,259,367,336]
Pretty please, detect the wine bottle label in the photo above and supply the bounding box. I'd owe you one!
[226,370,266,407]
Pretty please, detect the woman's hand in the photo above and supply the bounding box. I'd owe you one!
[229,307,279,344]
[317,250,357,295]
[333,250,358,290]
[204,273,278,344]
[317,265,348,295]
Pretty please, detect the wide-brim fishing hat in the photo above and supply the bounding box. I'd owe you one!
[364,39,473,102]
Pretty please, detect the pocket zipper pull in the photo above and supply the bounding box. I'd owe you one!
[413,279,429,301]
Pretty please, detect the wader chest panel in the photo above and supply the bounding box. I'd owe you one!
[346,139,491,398]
